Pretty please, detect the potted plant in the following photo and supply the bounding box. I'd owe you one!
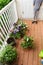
[0,45,17,65]
[21,36,34,49]
[13,23,26,38]
[7,37,16,46]
[10,21,28,39]
[18,22,28,38]
[0,0,12,10]
[39,50,43,64]
[9,32,21,39]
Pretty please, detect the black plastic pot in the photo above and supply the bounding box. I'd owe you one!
[7,37,16,46]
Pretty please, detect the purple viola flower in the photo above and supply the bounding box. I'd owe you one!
[13,29,19,34]
[17,24,21,30]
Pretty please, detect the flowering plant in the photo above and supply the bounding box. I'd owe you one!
[10,21,28,39]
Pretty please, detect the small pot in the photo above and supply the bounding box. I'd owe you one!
[40,59,43,64]
[7,37,16,46]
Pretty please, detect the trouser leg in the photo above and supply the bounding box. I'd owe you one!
[32,10,39,24]
[34,10,39,21]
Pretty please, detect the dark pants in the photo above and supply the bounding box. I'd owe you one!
[34,3,42,20]
[34,9,39,20]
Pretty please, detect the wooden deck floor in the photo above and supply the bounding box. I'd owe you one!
[16,20,43,65]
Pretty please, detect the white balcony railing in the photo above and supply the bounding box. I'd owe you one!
[0,0,18,46]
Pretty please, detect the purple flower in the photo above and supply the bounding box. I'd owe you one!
[13,29,19,34]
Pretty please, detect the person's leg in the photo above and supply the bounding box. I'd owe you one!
[32,0,43,24]
[32,2,41,24]
[32,10,39,24]
[34,10,39,21]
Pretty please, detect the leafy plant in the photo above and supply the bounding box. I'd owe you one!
[0,41,2,45]
[21,36,34,49]
[39,50,43,59]
[0,45,17,64]
[10,32,21,39]
[19,22,27,37]
[10,19,29,40]
[10,21,28,39]
[0,0,12,10]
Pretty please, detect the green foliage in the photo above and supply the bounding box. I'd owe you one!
[10,20,28,40]
[21,36,34,49]
[0,0,12,10]
[9,32,15,38]
[39,50,43,58]
[0,45,17,63]
[19,23,27,37]
[17,19,23,25]
[10,21,27,39]
[14,32,21,39]
[10,32,21,39]
[24,36,33,42]
[0,41,2,45]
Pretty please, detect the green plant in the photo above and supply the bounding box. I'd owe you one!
[19,22,27,37]
[0,41,2,45]
[10,20,28,39]
[0,45,17,64]
[0,0,12,10]
[21,36,34,49]
[10,32,21,39]
[39,50,43,59]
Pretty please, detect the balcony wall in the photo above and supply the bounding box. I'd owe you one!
[16,0,43,20]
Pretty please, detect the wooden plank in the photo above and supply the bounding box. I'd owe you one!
[16,20,43,65]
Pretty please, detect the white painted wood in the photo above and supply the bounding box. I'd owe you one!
[0,0,18,46]
[0,27,6,38]
[16,0,43,20]
[0,19,7,35]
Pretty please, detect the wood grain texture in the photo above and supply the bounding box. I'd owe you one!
[16,20,43,65]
